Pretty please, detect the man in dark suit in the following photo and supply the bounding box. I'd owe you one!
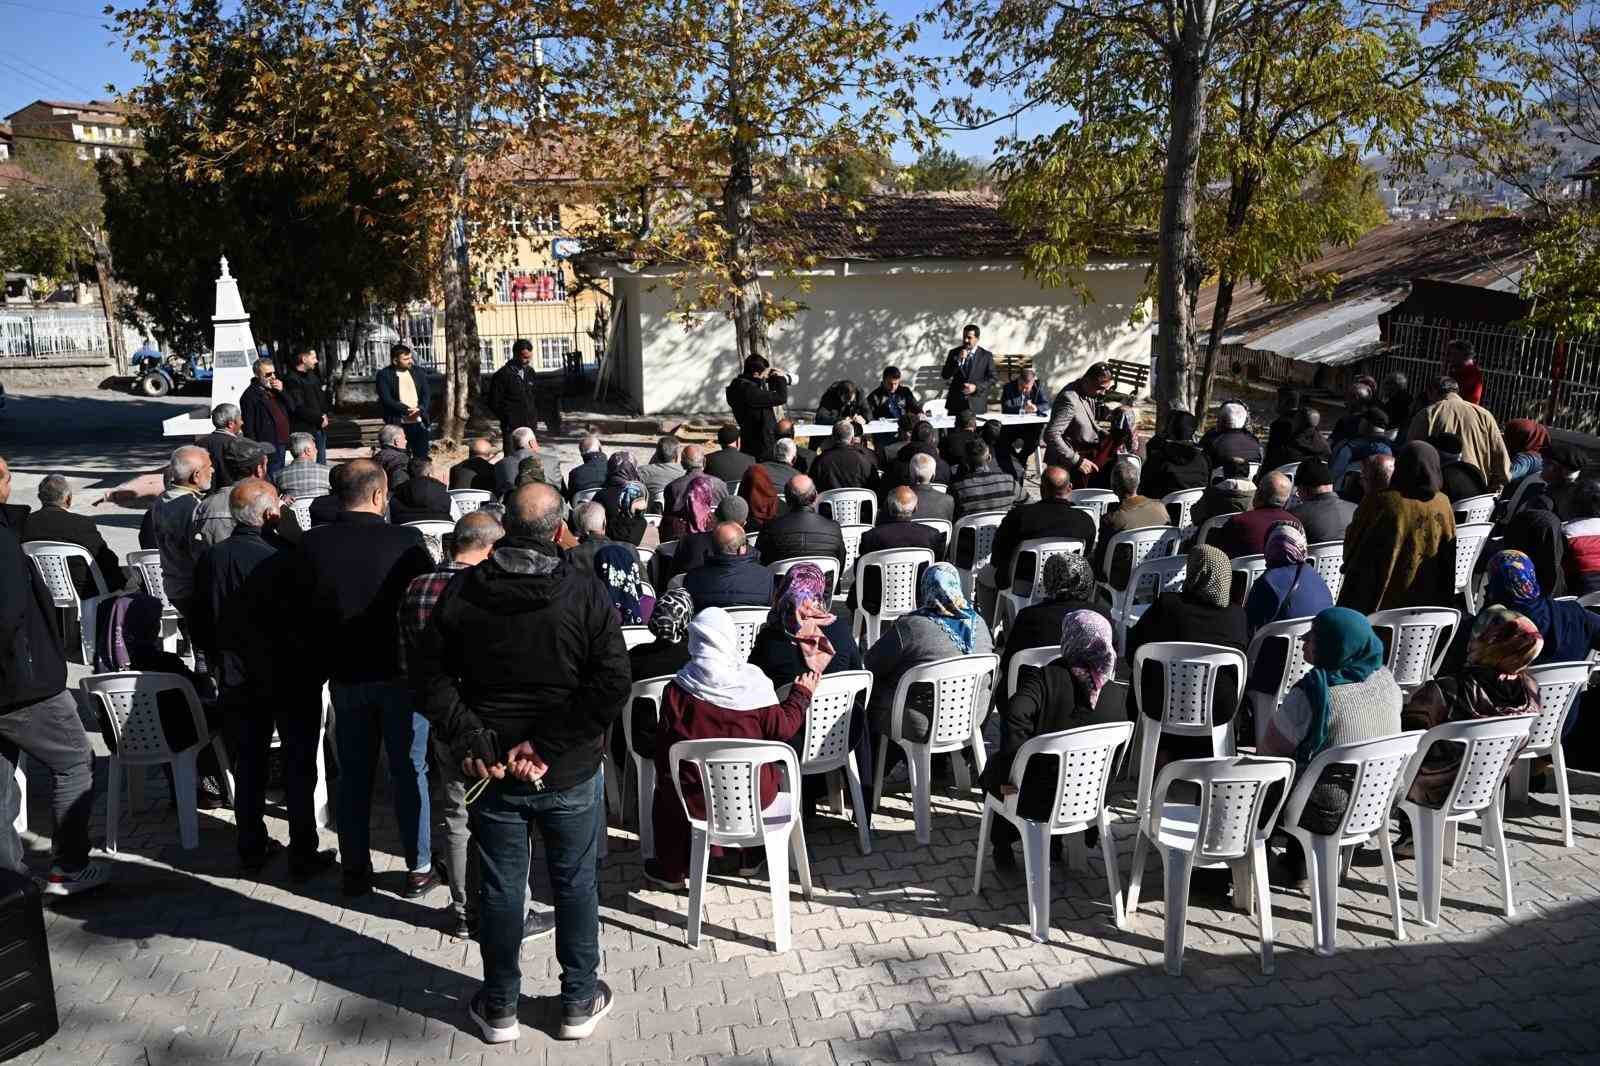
[197,402,245,489]
[725,355,791,460]
[705,425,757,486]
[375,342,432,459]
[486,339,543,443]
[756,475,847,570]
[940,410,983,470]
[882,421,951,492]
[281,348,330,462]
[22,474,126,597]
[811,421,878,492]
[241,358,292,480]
[905,453,956,525]
[941,323,998,415]
[861,486,946,559]
[451,438,498,491]
[988,465,1098,594]
[682,522,774,610]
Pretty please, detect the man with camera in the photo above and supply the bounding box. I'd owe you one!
[413,482,630,1045]
[725,354,791,459]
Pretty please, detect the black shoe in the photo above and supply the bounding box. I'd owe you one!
[449,914,474,940]
[558,981,613,1040]
[468,992,519,1044]
[287,848,337,884]
[403,868,442,899]
[341,868,372,898]
[239,839,285,875]
[198,778,228,811]
[991,846,1017,872]
[522,911,555,943]
[642,860,685,891]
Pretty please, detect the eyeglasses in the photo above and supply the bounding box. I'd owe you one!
[260,372,276,379]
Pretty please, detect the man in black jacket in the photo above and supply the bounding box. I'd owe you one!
[760,439,803,497]
[811,421,878,492]
[881,421,952,492]
[281,348,330,461]
[566,434,609,498]
[294,459,437,898]
[192,479,334,879]
[860,486,946,559]
[756,475,847,569]
[725,355,790,459]
[940,410,983,469]
[149,444,214,622]
[375,343,432,459]
[241,357,293,480]
[24,474,125,597]
[771,418,816,473]
[987,465,1097,597]
[452,438,499,491]
[904,454,955,524]
[705,425,756,485]
[413,481,628,1044]
[390,458,454,524]
[1139,410,1211,500]
[487,339,543,443]
[942,323,997,415]
[682,522,773,610]
[0,521,103,895]
[196,402,244,489]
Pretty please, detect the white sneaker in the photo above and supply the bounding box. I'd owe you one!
[468,993,519,1044]
[42,862,108,897]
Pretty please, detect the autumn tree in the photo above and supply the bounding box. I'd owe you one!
[940,0,1552,418]
[904,145,985,192]
[570,0,934,361]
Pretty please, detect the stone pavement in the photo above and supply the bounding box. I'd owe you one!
[15,752,1600,1066]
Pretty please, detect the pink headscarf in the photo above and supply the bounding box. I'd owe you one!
[1059,609,1115,708]
[682,474,720,534]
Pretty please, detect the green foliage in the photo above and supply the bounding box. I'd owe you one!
[0,144,106,290]
[1521,206,1600,337]
[904,146,985,192]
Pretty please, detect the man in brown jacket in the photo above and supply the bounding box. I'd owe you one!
[1407,376,1510,490]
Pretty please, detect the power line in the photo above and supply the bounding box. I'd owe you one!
[0,49,98,98]
[0,55,72,98]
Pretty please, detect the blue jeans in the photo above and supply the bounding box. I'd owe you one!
[330,680,431,872]
[312,430,328,464]
[471,771,602,1013]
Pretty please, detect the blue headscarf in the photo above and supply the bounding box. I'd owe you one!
[1291,607,1386,765]
[595,543,651,625]
[912,562,980,654]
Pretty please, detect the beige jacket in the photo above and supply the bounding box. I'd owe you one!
[1407,393,1511,490]
[1043,384,1100,467]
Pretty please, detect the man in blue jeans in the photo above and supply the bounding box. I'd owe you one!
[414,482,630,1043]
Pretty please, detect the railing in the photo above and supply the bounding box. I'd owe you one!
[0,307,118,361]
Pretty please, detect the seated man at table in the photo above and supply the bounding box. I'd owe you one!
[999,368,1051,470]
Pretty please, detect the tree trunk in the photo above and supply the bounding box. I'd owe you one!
[1195,274,1235,419]
[90,238,125,374]
[1154,7,1217,420]
[722,0,770,366]
[440,209,482,443]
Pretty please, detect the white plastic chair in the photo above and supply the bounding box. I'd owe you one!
[1280,732,1423,956]
[949,510,1007,597]
[927,482,949,494]
[1067,489,1119,524]
[635,544,656,571]
[1195,513,1233,547]
[1398,714,1536,925]
[818,488,876,527]
[1112,553,1187,655]
[287,494,319,531]
[1126,755,1294,976]
[745,531,759,550]
[12,758,27,835]
[722,606,769,658]
[1244,617,1315,743]
[621,625,655,650]
[998,538,1088,633]
[1130,643,1245,820]
[1368,607,1459,694]
[1454,522,1493,612]
[404,519,455,563]
[852,547,935,645]
[1210,462,1262,482]
[1228,554,1268,606]
[1094,525,1171,625]
[1161,488,1204,530]
[838,523,870,594]
[314,683,336,829]
[1508,661,1591,847]
[126,549,182,653]
[573,487,602,505]
[973,721,1134,941]
[23,541,109,663]
[80,672,234,851]
[913,517,954,553]
[1453,493,1496,526]
[872,653,999,845]
[448,488,492,519]
[1271,462,1301,481]
[668,738,812,952]
[1305,541,1345,601]
[621,676,673,861]
[1502,474,1543,521]
[770,555,842,601]
[792,670,874,855]
[644,512,663,529]
[1005,646,1059,700]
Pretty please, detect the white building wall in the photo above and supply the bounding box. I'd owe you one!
[616,259,1152,414]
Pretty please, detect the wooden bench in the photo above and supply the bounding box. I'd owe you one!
[1105,358,1149,402]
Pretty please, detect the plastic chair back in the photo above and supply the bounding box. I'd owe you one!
[1210,462,1262,482]
[914,517,953,550]
[722,606,769,658]
[818,488,876,527]
[1282,732,1423,844]
[1403,714,1536,818]
[449,489,492,519]
[1229,554,1268,605]
[80,671,210,763]
[927,482,949,494]
[1132,643,1247,735]
[1113,554,1187,650]
[951,511,1007,593]
[1162,488,1204,529]
[839,523,870,589]
[1149,755,1293,861]
[622,676,673,761]
[889,654,999,751]
[1008,537,1086,600]
[1195,513,1232,547]
[1006,647,1058,698]
[771,555,841,600]
[573,488,602,505]
[796,671,872,773]
[1453,493,1496,525]
[1453,522,1493,601]
[23,541,107,605]
[1271,462,1301,481]
[1525,661,1592,755]
[1244,617,1315,710]
[404,520,455,563]
[1502,475,1543,521]
[127,549,169,606]
[1368,607,1459,690]
[856,546,934,620]
[669,738,799,846]
[1006,722,1133,833]
[288,495,318,531]
[621,625,654,650]
[1067,489,1119,524]
[1099,525,1171,596]
[1306,541,1345,600]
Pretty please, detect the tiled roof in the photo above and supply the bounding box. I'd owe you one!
[777,193,1032,260]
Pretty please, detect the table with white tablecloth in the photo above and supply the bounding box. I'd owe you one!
[791,412,1049,438]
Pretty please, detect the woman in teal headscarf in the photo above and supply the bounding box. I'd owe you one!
[1261,607,1403,878]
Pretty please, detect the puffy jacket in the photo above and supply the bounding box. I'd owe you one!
[756,510,847,569]
[1566,518,1600,594]
[413,536,630,792]
[682,552,774,611]
[0,525,67,711]
[1138,437,1211,500]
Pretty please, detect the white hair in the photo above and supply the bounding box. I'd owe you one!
[229,486,277,527]
[170,445,208,484]
[511,426,536,451]
[774,438,797,463]
[909,453,936,485]
[574,500,606,534]
[378,425,406,448]
[886,491,916,519]
[289,432,317,459]
[1217,402,1248,431]
[211,403,240,429]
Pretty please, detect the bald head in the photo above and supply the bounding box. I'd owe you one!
[470,438,494,460]
[786,474,818,511]
[887,485,917,520]
[1041,465,1072,499]
[505,482,565,541]
[452,509,505,563]
[1363,453,1395,495]
[228,477,279,528]
[337,458,388,512]
[713,521,747,556]
[1255,472,1292,509]
[681,444,706,471]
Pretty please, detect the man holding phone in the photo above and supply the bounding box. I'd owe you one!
[413,482,631,1046]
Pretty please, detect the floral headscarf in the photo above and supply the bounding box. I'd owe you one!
[1486,549,1541,613]
[769,562,832,636]
[1059,609,1115,708]
[1043,553,1097,602]
[606,451,642,487]
[648,586,694,645]
[911,562,980,653]
[1263,521,1308,567]
[1183,545,1231,609]
[681,474,721,534]
[1466,605,1543,677]
[595,543,652,625]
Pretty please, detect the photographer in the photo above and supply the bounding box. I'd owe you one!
[725,354,790,459]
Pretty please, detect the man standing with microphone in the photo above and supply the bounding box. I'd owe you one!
[942,323,997,415]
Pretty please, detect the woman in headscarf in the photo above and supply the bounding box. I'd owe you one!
[596,451,649,546]
[997,553,1110,705]
[662,473,721,543]
[864,562,995,742]
[1126,544,1249,663]
[1336,441,1457,614]
[1562,478,1600,595]
[595,542,654,626]
[1502,502,1568,598]
[1262,407,1333,472]
[1244,522,1332,636]
[1484,549,1600,666]
[750,562,860,686]
[645,606,832,889]
[624,587,696,784]
[1260,608,1401,879]
[1503,419,1549,484]
[1402,606,1541,808]
[738,463,781,533]
[981,609,1119,870]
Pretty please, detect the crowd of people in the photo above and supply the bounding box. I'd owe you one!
[0,339,1596,1044]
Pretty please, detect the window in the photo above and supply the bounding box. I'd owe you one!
[497,269,566,304]
[504,206,561,235]
[538,337,565,371]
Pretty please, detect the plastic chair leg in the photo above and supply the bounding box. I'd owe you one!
[1378,821,1406,941]
[105,755,122,854]
[11,760,27,836]
[1408,804,1445,927]
[1443,820,1459,867]
[1228,858,1255,917]
[973,805,993,895]
[685,828,709,948]
[909,748,934,846]
[1160,847,1194,977]
[1134,723,1160,822]
[844,753,870,855]
[210,736,236,806]
[871,739,888,814]
[765,827,793,953]
[1252,844,1275,974]
[791,817,813,901]
[1021,819,1051,943]
[1305,832,1342,957]
[951,748,972,793]
[313,710,332,830]
[1126,829,1149,915]
[173,753,200,850]
[1484,798,1515,918]
[968,731,987,777]
[1508,757,1531,804]
[828,770,846,816]
[1098,815,1125,930]
[1553,744,1574,848]
[602,754,622,818]
[1210,722,1233,759]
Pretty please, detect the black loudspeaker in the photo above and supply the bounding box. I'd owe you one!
[0,869,58,1061]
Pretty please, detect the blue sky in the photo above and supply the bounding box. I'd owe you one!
[0,0,1053,162]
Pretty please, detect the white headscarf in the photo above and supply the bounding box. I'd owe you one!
[1218,402,1248,430]
[672,607,779,711]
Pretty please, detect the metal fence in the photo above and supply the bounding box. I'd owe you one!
[1363,315,1600,435]
[0,307,118,361]
[327,310,594,381]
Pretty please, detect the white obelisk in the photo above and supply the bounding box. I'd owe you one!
[163,256,260,437]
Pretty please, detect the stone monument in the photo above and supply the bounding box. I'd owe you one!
[162,256,260,437]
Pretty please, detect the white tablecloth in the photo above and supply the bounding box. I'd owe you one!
[792,412,1049,437]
